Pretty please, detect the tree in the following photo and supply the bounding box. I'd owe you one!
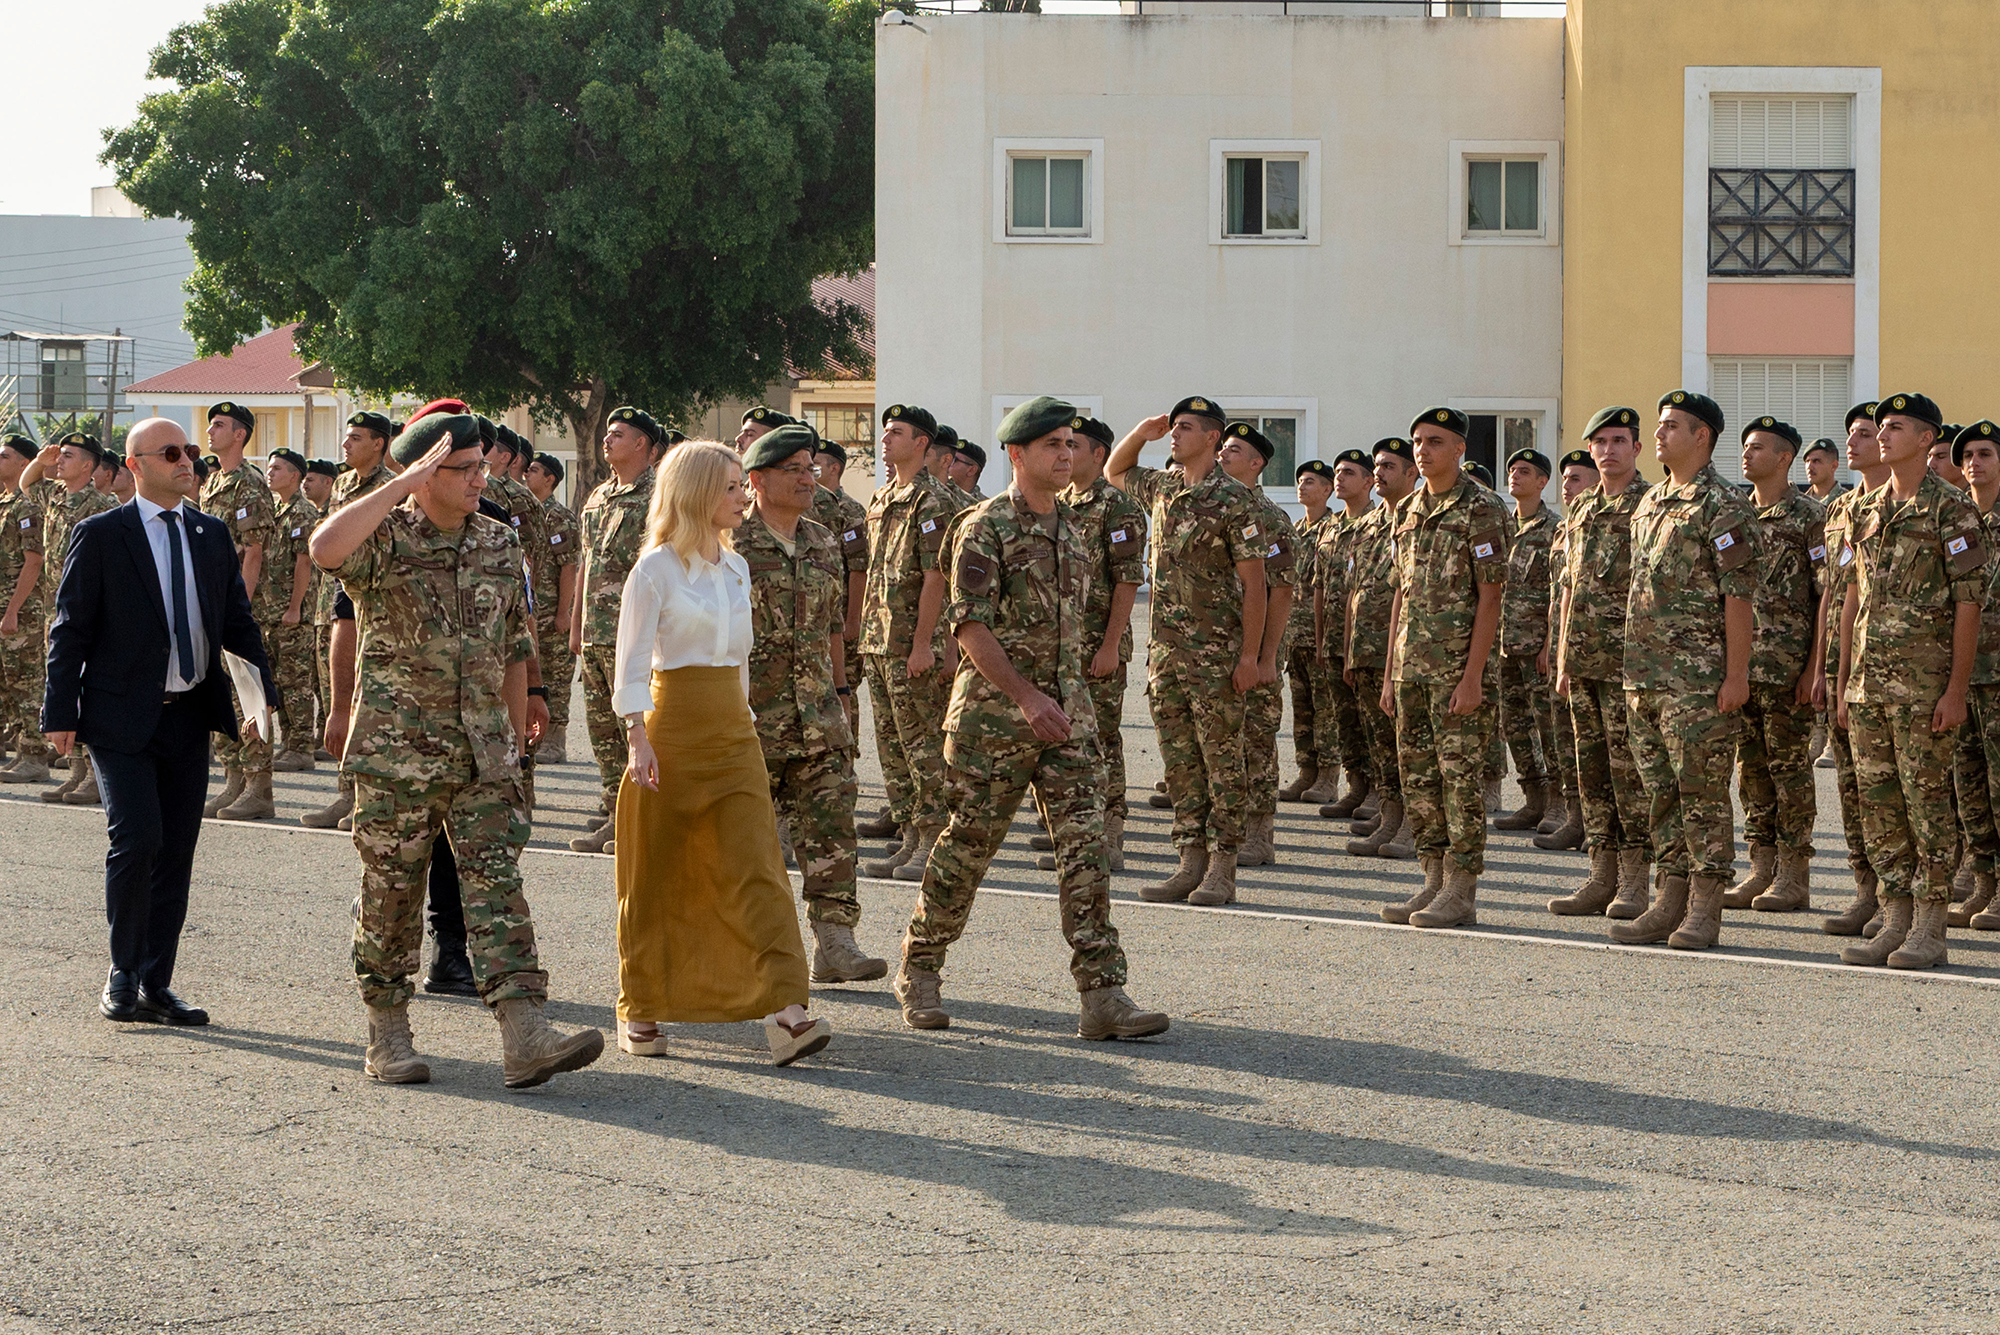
[105,0,874,497]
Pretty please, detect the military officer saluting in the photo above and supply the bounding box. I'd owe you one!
[895,396,1167,1042]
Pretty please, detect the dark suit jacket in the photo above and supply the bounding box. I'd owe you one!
[42,501,276,754]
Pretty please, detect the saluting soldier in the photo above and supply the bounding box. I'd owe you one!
[1341,438,1418,856]
[523,450,580,766]
[1494,448,1557,833]
[0,434,50,783]
[262,448,323,773]
[895,396,1167,1041]
[1308,448,1375,815]
[809,440,871,756]
[1216,421,1298,870]
[1533,448,1596,849]
[1282,459,1337,804]
[1378,408,1511,928]
[738,424,886,985]
[24,433,120,804]
[197,402,279,820]
[1950,420,2000,929]
[1106,396,1268,908]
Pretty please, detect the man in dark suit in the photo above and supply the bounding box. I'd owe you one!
[43,417,274,1026]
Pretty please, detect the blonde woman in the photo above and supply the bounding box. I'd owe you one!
[610,441,829,1065]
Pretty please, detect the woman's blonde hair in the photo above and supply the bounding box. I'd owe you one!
[646,441,741,562]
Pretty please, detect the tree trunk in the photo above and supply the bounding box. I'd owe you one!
[563,377,613,505]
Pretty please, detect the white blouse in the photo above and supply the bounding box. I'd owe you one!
[611,543,753,717]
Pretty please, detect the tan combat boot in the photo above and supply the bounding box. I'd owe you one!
[892,824,943,882]
[1548,845,1619,916]
[1951,858,1977,904]
[60,761,102,806]
[1493,779,1548,831]
[1536,794,1569,836]
[495,997,605,1089]
[271,749,315,773]
[1753,852,1813,912]
[1142,844,1209,902]
[201,766,244,818]
[1301,769,1345,806]
[1148,789,1174,809]
[1188,851,1238,906]
[1377,810,1417,860]
[1234,814,1275,868]
[1412,864,1478,928]
[364,1004,431,1085]
[1723,845,1777,909]
[218,769,275,820]
[1822,866,1879,935]
[1532,800,1584,851]
[1078,985,1170,1040]
[1948,867,1996,927]
[0,754,50,784]
[1607,848,1652,919]
[301,779,354,829]
[1482,776,1503,814]
[1383,855,1445,924]
[1610,872,1689,944]
[568,817,616,854]
[809,921,889,984]
[536,737,567,766]
[1841,896,1912,966]
[1970,881,2000,931]
[41,754,84,803]
[1345,798,1404,857]
[1669,874,1726,950]
[1105,812,1125,873]
[1279,763,1318,803]
[1887,899,1950,970]
[855,804,899,838]
[894,964,949,1030]
[860,826,916,877]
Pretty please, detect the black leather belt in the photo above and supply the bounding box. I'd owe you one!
[162,690,191,705]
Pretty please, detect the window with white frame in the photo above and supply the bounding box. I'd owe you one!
[1707,357,1853,483]
[1224,155,1305,239]
[1709,95,1855,277]
[1466,157,1541,236]
[1008,153,1088,237]
[1449,141,1559,247]
[1225,412,1302,489]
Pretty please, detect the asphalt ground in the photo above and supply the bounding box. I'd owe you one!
[4,598,1998,1333]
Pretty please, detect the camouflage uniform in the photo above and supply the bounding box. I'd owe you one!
[739,507,860,926]
[861,474,953,833]
[1823,486,1877,875]
[1311,509,1367,781]
[533,494,580,748]
[1122,464,1267,853]
[1546,513,1578,804]
[332,499,543,1009]
[1344,502,1402,803]
[812,483,869,737]
[904,490,1127,989]
[37,481,119,781]
[1061,475,1148,818]
[1622,464,1758,881]
[1843,473,1988,904]
[1498,504,1557,789]
[200,463,278,773]
[258,491,323,754]
[1960,504,2000,874]
[578,469,655,809]
[1285,510,1334,776]
[315,464,396,716]
[1738,487,1826,859]
[1241,488,1302,824]
[1562,477,1652,854]
[0,490,48,761]
[1389,476,1511,872]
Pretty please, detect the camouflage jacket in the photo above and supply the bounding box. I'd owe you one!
[0,490,45,625]
[316,463,397,626]
[1561,475,1651,682]
[1288,509,1333,644]
[579,469,655,648]
[200,463,277,558]
[739,507,853,758]
[1500,504,1556,658]
[484,473,546,610]
[1389,475,1511,684]
[1343,502,1398,670]
[1120,464,1265,664]
[1251,487,1303,652]
[1748,486,1827,686]
[1059,474,1149,663]
[943,489,1096,753]
[257,492,322,623]
[332,501,532,786]
[860,474,951,657]
[33,480,117,599]
[1975,505,2000,686]
[534,496,580,636]
[1622,464,1760,694]
[1313,507,1365,659]
[811,483,869,628]
[1844,471,1988,705]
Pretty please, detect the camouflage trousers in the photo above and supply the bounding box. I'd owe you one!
[1148,649,1248,852]
[841,637,863,738]
[1393,679,1496,874]
[904,732,1126,991]
[1348,665,1400,801]
[1570,677,1649,853]
[350,772,544,1009]
[1283,644,1322,773]
[213,672,274,774]
[1308,654,1366,780]
[535,622,577,746]
[764,745,861,927]
[580,644,624,809]
[0,614,50,760]
[1625,689,1740,881]
[864,652,950,831]
[1088,663,1129,819]
[1483,659,1506,781]
[1551,694,1578,799]
[265,619,318,756]
[1958,686,2000,872]
[1829,718,1872,874]
[1737,680,1816,857]
[1497,652,1553,788]
[1849,698,1959,903]
[314,622,334,727]
[1244,677,1284,823]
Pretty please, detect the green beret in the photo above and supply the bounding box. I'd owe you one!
[493,424,525,458]
[742,405,797,429]
[0,433,36,461]
[58,432,103,462]
[1659,390,1724,441]
[531,451,565,483]
[1506,448,1553,478]
[348,411,394,439]
[1465,461,1494,487]
[474,415,498,449]
[1943,424,1965,447]
[955,441,987,470]
[306,458,340,479]
[1803,437,1840,459]
[1583,405,1641,439]
[1332,448,1372,469]
[1740,416,1802,451]
[1412,407,1469,440]
[189,455,210,483]
[882,404,937,440]
[608,405,664,445]
[1372,437,1414,462]
[931,423,960,451]
[207,401,254,434]
[1170,396,1228,430]
[1295,459,1335,483]
[1558,448,1597,473]
[1952,420,1999,467]
[812,440,847,466]
[390,412,479,467]
[996,395,1077,446]
[742,423,821,472]
[664,428,686,448]
[1226,420,1274,462]
[1071,416,1114,448]
[1846,401,1880,431]
[267,448,308,475]
[1874,392,1944,432]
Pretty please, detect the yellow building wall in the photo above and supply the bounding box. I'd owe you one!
[1564,0,2000,463]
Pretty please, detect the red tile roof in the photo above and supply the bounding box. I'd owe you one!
[125,324,308,396]
[799,268,874,381]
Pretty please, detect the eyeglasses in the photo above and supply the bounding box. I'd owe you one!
[437,458,490,478]
[765,461,818,479]
[130,445,192,464]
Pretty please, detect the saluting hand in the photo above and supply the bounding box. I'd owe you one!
[1133,413,1173,443]
[397,439,458,491]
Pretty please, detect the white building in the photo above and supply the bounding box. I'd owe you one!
[874,10,1564,502]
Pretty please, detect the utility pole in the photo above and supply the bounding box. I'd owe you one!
[104,332,119,447]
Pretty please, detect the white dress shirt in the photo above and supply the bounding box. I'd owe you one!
[611,542,752,717]
[135,494,210,692]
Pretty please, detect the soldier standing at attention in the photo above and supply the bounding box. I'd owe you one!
[1609,391,1757,951]
[1950,421,2000,929]
[1308,449,1375,816]
[477,424,548,802]
[858,405,954,881]
[23,434,118,804]
[1281,459,1337,804]
[310,413,603,1088]
[1835,393,1985,969]
[523,451,580,766]
[737,424,886,984]
[1106,396,1267,907]
[196,402,279,821]
[924,425,977,516]
[1724,418,1824,913]
[1533,448,1596,850]
[262,448,323,774]
[733,406,794,455]
[1216,421,1298,871]
[809,440,871,757]
[1494,448,1557,833]
[1377,408,1510,928]
[948,441,988,503]
[0,434,50,784]
[896,396,1168,1041]
[1804,438,1848,503]
[569,407,666,854]
[1340,438,1418,856]
[1548,410,1652,916]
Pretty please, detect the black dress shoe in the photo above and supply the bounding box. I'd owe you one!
[135,986,209,1026]
[422,944,480,997]
[100,969,141,1022]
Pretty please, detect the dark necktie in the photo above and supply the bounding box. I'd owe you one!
[161,510,196,684]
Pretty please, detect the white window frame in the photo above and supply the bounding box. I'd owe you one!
[1448,396,1560,503]
[986,394,1105,491]
[993,139,1103,245]
[1209,140,1321,247]
[1217,397,1319,505]
[1448,140,1560,248]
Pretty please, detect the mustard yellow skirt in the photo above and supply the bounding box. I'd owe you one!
[614,667,808,1023]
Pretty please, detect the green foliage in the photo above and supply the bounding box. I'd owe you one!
[105,0,874,493]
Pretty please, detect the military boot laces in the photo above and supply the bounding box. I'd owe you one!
[1077,986,1170,1041]
[1841,895,1913,966]
[1300,768,1345,806]
[810,922,889,984]
[1607,848,1652,919]
[1887,899,1950,970]
[1141,844,1208,902]
[894,965,950,1030]
[1723,845,1777,909]
[1410,865,1478,929]
[218,770,275,820]
[495,998,605,1089]
[1384,855,1445,924]
[1668,874,1726,950]
[1188,851,1238,906]
[1753,852,1813,913]
[1378,810,1418,860]
[1948,868,1996,928]
[1609,872,1688,944]
[1549,845,1619,916]
[364,1005,431,1085]
[60,764,102,806]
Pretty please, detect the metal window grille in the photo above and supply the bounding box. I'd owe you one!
[1708,168,1856,277]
